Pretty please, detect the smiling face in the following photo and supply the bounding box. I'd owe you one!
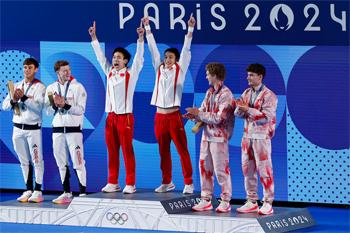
[112,52,128,70]
[164,51,176,69]
[206,70,216,86]
[247,72,263,87]
[56,65,71,83]
[23,64,38,81]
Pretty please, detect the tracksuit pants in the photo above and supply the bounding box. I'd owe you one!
[53,132,86,194]
[105,112,136,186]
[199,141,232,202]
[154,110,193,185]
[241,138,275,204]
[13,126,44,191]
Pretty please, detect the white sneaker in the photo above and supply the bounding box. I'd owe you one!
[28,191,44,203]
[17,190,33,202]
[155,181,175,193]
[123,185,136,194]
[101,183,121,193]
[216,201,231,212]
[52,192,73,204]
[236,200,259,213]
[258,202,274,215]
[79,193,86,197]
[192,199,213,211]
[183,184,194,194]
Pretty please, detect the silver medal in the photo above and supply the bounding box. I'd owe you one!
[59,108,67,115]
[21,104,27,111]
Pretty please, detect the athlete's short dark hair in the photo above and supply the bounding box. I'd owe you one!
[54,60,69,72]
[113,47,131,65]
[23,58,39,69]
[246,63,266,79]
[164,48,180,62]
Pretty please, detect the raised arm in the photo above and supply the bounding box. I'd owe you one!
[178,13,196,74]
[89,21,113,76]
[142,13,162,71]
[186,13,195,38]
[129,21,145,76]
[89,21,97,41]
[137,21,144,42]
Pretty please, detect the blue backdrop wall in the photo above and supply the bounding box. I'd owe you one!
[1,0,349,205]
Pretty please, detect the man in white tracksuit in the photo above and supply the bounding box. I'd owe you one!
[89,21,144,194]
[141,13,196,194]
[2,58,46,203]
[184,63,235,212]
[45,60,87,204]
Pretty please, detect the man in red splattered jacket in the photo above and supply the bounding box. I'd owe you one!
[184,62,235,212]
[235,63,278,215]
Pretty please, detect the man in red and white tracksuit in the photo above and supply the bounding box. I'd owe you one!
[141,14,196,194]
[89,21,144,194]
[235,63,278,215]
[184,63,235,212]
[45,60,87,204]
[2,58,45,203]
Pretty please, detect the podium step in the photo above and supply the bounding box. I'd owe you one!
[0,189,315,232]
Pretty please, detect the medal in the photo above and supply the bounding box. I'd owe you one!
[20,79,35,112]
[59,108,67,115]
[21,104,27,111]
[55,80,71,116]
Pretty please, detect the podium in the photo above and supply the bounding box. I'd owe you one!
[0,189,316,232]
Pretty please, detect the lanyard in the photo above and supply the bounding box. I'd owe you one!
[22,79,35,96]
[210,83,224,111]
[57,80,70,101]
[249,84,264,108]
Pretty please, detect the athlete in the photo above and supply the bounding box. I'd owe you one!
[184,63,235,212]
[234,63,278,215]
[2,58,46,203]
[89,21,144,194]
[141,13,195,194]
[45,60,87,204]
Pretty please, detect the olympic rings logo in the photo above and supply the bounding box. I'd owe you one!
[106,212,128,225]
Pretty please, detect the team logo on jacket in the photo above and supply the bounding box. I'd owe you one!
[75,145,80,150]
[32,144,38,148]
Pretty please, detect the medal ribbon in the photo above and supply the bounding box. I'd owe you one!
[249,84,263,108]
[22,79,36,96]
[57,80,71,101]
[210,82,224,112]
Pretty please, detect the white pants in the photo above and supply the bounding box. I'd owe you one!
[13,127,44,189]
[199,141,232,202]
[53,133,86,188]
[241,138,274,203]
